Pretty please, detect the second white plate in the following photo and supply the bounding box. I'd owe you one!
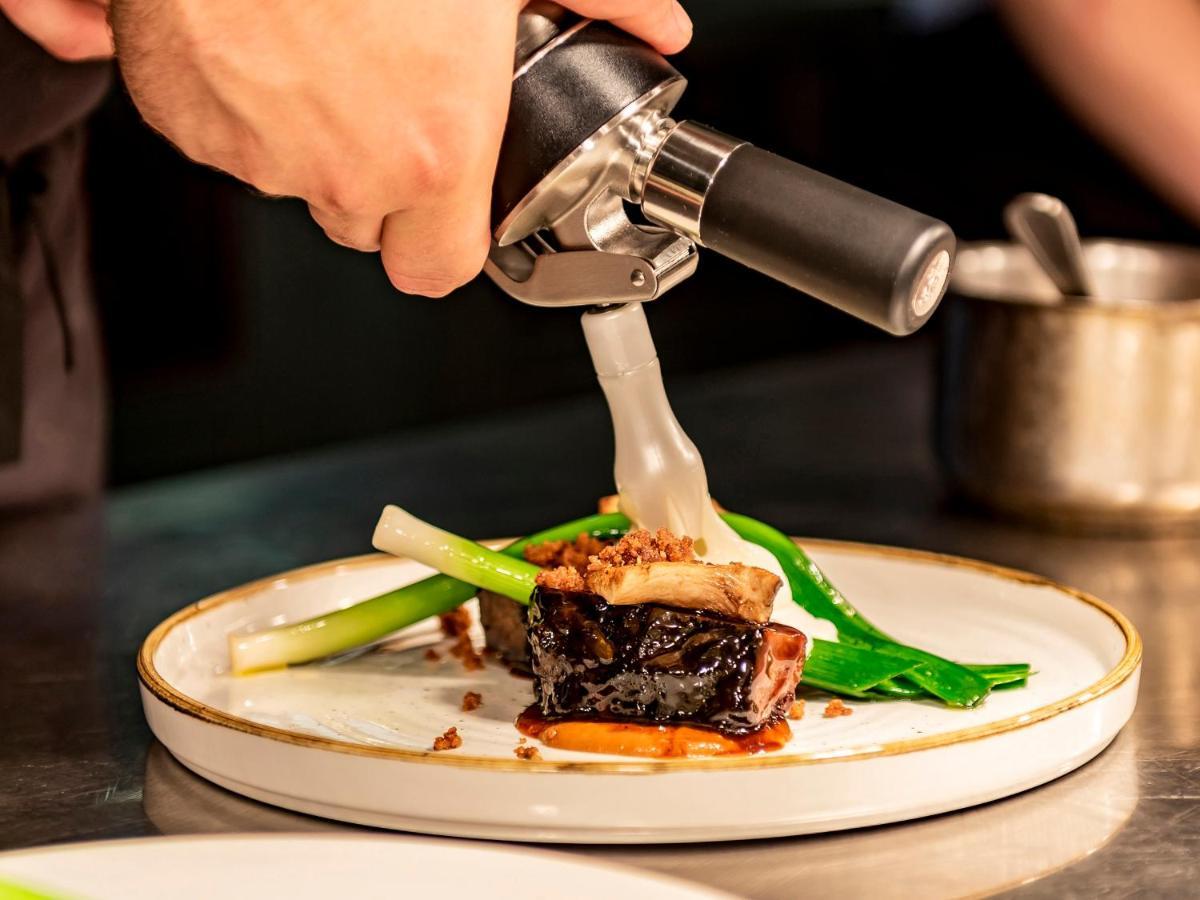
[139,539,1141,843]
[0,835,731,899]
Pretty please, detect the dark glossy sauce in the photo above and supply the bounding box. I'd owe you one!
[516,705,791,758]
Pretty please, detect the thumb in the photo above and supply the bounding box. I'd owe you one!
[553,0,693,55]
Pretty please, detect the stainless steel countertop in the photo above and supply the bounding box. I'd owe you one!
[3,338,1196,897]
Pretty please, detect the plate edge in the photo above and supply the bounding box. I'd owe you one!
[136,540,1143,775]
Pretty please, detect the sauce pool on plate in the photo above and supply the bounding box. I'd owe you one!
[516,706,791,758]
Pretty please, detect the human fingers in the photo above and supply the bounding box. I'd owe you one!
[307,203,384,253]
[553,0,692,54]
[1,0,114,60]
[378,184,492,297]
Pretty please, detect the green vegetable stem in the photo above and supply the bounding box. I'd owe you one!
[229,506,1028,709]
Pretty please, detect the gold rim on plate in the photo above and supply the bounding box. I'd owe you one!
[137,538,1142,775]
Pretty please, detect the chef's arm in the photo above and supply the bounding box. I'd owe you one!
[999,0,1200,225]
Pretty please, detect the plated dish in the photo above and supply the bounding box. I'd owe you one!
[139,534,1140,841]
[227,502,1035,762]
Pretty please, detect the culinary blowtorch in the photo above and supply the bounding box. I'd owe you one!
[487,4,955,334]
[485,5,954,564]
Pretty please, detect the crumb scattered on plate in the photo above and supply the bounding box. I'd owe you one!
[461,691,482,712]
[788,699,805,720]
[432,726,462,751]
[514,745,542,761]
[449,632,484,671]
[438,608,472,638]
[823,698,852,718]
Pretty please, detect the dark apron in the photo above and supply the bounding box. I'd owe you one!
[0,15,111,508]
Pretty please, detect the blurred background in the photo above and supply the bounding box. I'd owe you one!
[86,0,1200,485]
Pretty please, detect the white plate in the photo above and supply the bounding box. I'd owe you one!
[139,539,1141,843]
[0,835,731,899]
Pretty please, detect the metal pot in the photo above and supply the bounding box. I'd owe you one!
[936,239,1200,534]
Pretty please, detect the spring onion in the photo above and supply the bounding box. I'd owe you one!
[803,639,919,695]
[720,512,1003,708]
[229,512,625,673]
[970,663,1032,687]
[231,505,1029,709]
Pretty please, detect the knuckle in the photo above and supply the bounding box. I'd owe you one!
[378,146,493,296]
[384,229,482,296]
[319,226,358,251]
[308,206,378,252]
[404,131,467,197]
[383,247,485,297]
[330,230,379,253]
[313,177,374,218]
[385,268,460,298]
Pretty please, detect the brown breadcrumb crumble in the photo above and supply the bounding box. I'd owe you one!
[432,726,462,751]
[535,565,586,591]
[525,533,609,573]
[514,745,542,761]
[423,647,441,662]
[438,607,472,638]
[461,691,482,712]
[588,528,695,572]
[788,699,806,720]
[448,632,484,671]
[823,698,853,718]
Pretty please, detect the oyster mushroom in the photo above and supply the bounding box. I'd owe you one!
[584,561,781,624]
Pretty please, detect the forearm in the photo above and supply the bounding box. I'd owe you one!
[999,0,1200,224]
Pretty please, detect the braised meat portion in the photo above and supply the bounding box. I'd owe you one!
[478,532,611,671]
[528,588,807,735]
[477,591,532,671]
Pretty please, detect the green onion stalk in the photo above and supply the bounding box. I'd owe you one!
[229,506,1028,707]
[229,513,626,674]
[720,513,1031,705]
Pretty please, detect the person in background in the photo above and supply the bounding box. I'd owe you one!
[0,0,691,510]
[1000,0,1200,227]
[0,4,110,509]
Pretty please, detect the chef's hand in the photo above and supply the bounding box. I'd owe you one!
[109,0,692,297]
[1,0,113,60]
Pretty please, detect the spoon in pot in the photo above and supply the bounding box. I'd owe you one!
[1003,192,1096,299]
